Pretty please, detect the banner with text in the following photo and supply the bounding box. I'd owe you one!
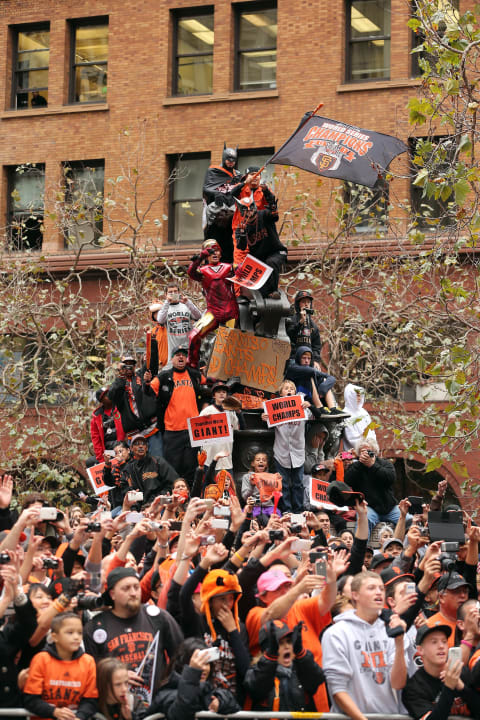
[309,476,347,511]
[208,327,291,394]
[187,412,233,447]
[229,254,273,290]
[87,460,116,496]
[263,394,306,427]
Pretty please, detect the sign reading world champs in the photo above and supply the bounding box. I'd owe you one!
[207,326,290,394]
[268,113,407,188]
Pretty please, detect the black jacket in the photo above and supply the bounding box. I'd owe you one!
[123,453,178,504]
[244,651,324,711]
[107,372,157,434]
[0,599,37,707]
[148,666,240,720]
[345,457,397,515]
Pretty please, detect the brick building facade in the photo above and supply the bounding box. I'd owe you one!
[0,0,477,510]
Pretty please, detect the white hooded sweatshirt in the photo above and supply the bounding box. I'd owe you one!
[342,383,377,451]
[322,609,403,714]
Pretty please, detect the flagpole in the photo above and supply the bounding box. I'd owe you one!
[265,102,324,166]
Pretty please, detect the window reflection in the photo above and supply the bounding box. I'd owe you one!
[174,13,214,95]
[72,23,108,103]
[14,28,49,109]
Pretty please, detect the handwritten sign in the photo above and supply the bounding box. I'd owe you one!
[263,394,306,427]
[187,412,232,447]
[229,254,273,290]
[252,472,282,503]
[86,460,115,496]
[309,476,347,511]
[208,327,290,393]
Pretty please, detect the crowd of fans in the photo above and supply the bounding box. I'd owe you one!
[1,167,480,718]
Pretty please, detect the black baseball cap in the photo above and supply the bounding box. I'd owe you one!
[416,623,452,645]
[173,346,189,356]
[370,553,394,571]
[380,567,415,587]
[438,571,470,592]
[259,621,292,651]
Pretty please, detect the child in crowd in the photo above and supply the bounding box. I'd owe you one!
[96,657,143,720]
[244,620,325,712]
[263,379,313,514]
[23,612,97,720]
[240,449,281,520]
[198,381,241,471]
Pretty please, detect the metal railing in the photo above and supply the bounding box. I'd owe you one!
[0,712,461,720]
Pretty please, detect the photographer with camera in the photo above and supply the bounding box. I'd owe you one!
[425,572,470,647]
[286,290,323,365]
[345,439,401,539]
[107,354,163,458]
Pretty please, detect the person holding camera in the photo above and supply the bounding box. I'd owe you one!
[402,624,480,720]
[344,439,400,539]
[425,572,470,647]
[286,290,322,365]
[107,354,163,457]
[122,434,177,505]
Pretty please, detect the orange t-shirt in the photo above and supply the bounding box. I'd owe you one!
[245,596,331,712]
[24,650,97,719]
[164,371,199,431]
[426,611,458,647]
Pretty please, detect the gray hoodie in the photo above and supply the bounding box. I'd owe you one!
[322,609,403,714]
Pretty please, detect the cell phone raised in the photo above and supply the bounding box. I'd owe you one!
[314,558,328,579]
[199,646,220,662]
[448,647,462,666]
[210,518,229,530]
[291,538,312,553]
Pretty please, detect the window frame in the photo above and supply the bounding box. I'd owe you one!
[63,159,105,248]
[409,136,457,231]
[7,163,45,252]
[69,16,109,105]
[168,152,211,245]
[345,0,391,83]
[172,6,214,97]
[234,1,277,92]
[11,22,50,110]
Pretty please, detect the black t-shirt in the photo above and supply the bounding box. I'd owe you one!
[83,605,183,693]
[402,666,480,719]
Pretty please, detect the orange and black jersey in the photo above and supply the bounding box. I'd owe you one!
[23,644,97,720]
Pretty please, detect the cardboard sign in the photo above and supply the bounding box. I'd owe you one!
[187,412,232,447]
[86,460,116,496]
[208,326,291,393]
[229,254,273,290]
[252,472,282,503]
[309,476,347,511]
[263,394,306,427]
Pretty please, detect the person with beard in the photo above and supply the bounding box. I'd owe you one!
[202,145,245,262]
[83,567,183,698]
[234,190,287,299]
[151,346,207,484]
[122,435,177,504]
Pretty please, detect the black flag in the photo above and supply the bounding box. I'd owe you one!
[267,113,407,188]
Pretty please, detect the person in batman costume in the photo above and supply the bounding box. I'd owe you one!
[203,145,246,263]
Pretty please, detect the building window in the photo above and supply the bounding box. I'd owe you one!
[169,153,210,244]
[70,18,108,103]
[343,178,389,233]
[237,148,275,185]
[235,2,277,91]
[173,9,214,96]
[346,0,391,82]
[12,25,50,110]
[7,164,45,251]
[63,160,104,248]
[410,137,456,230]
[410,0,459,77]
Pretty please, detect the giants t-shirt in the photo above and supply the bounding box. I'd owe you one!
[164,371,199,431]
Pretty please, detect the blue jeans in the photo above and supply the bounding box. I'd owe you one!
[367,505,401,539]
[274,460,305,514]
[148,431,163,458]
